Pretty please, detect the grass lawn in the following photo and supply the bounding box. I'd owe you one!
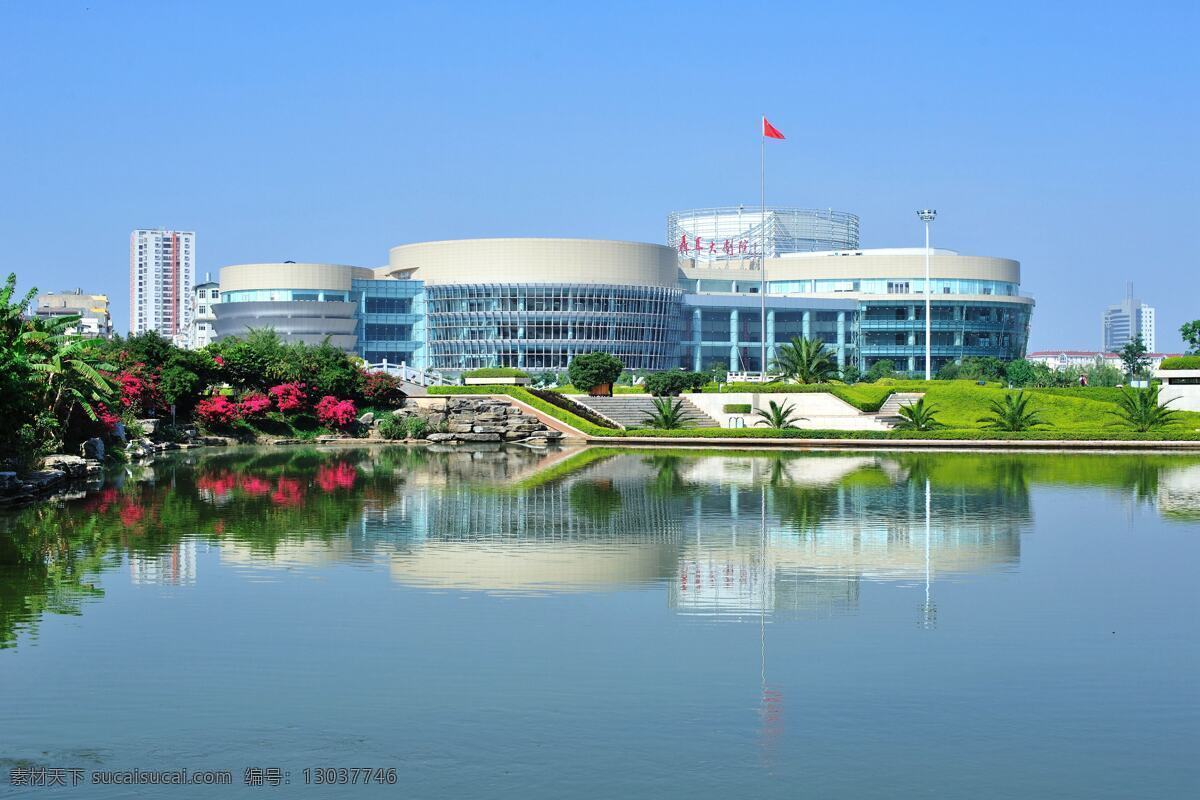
[429,381,1200,440]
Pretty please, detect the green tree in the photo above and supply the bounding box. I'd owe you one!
[1181,320,1200,355]
[894,398,942,431]
[706,360,729,384]
[640,397,689,429]
[754,400,804,429]
[567,352,624,395]
[1118,337,1150,379]
[979,391,1047,432]
[840,364,862,384]
[27,318,116,430]
[1108,386,1180,432]
[772,337,837,384]
[865,359,895,383]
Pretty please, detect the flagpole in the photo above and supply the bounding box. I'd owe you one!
[760,117,767,380]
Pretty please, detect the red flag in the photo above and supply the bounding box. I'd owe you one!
[762,117,785,140]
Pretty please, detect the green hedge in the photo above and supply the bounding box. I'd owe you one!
[612,427,1200,441]
[463,367,530,378]
[1160,356,1200,370]
[723,404,752,414]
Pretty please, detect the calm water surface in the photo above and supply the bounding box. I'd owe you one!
[1,445,1198,798]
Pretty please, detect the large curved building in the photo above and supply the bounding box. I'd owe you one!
[382,238,682,371]
[213,262,374,351]
[209,208,1033,375]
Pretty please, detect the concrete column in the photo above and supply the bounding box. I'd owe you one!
[802,310,811,340]
[766,309,776,366]
[693,306,703,372]
[729,309,739,368]
[836,311,846,368]
[908,355,917,372]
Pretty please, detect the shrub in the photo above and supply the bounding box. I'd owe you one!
[865,360,895,382]
[1160,356,1200,370]
[894,398,942,431]
[772,337,837,384]
[723,403,752,414]
[315,396,358,429]
[644,371,707,396]
[238,392,273,418]
[1108,386,1181,432]
[195,396,240,427]
[463,367,529,379]
[567,352,624,393]
[979,391,1047,432]
[377,415,407,440]
[269,382,307,413]
[754,400,805,429]
[404,416,429,439]
[640,397,689,429]
[360,371,405,406]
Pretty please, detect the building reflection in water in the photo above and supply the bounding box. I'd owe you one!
[358,452,1030,619]
[129,540,198,586]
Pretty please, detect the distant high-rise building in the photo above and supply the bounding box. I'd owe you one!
[33,289,112,337]
[1103,283,1155,352]
[130,229,195,339]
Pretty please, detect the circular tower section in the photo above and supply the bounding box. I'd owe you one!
[668,207,859,261]
[384,238,683,371]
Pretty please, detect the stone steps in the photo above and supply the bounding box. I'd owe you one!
[568,395,719,428]
[877,392,925,421]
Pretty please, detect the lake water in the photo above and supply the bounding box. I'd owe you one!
[1,445,1198,798]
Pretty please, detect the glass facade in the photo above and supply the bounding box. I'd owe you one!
[769,278,1019,297]
[353,279,427,369]
[425,284,682,370]
[856,300,1031,372]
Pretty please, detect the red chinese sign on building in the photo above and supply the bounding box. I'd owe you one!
[677,235,759,257]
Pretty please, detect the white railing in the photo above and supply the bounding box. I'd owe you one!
[364,360,451,387]
[726,371,782,384]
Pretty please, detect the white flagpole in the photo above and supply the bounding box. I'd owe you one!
[760,116,767,379]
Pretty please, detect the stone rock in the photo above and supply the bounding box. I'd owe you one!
[44,455,88,478]
[0,472,19,492]
[457,432,501,442]
[358,412,375,425]
[472,425,506,434]
[448,422,475,434]
[543,430,564,439]
[80,437,105,461]
[84,460,104,479]
[426,433,457,443]
[27,469,65,491]
[138,418,159,436]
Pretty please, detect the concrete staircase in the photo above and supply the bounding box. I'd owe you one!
[876,392,925,423]
[568,395,719,429]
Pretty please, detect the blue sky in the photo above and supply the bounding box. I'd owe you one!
[1,0,1196,350]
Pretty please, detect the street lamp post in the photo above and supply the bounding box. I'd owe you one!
[917,209,937,380]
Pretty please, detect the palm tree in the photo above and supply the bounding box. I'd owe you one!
[978,391,1047,432]
[754,400,805,429]
[894,398,942,431]
[26,317,116,425]
[772,337,837,384]
[641,397,689,430]
[1109,386,1180,432]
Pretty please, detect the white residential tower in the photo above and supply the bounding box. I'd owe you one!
[130,229,195,340]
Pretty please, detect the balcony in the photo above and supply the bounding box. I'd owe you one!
[857,318,1014,332]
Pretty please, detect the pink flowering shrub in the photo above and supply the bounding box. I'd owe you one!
[114,363,166,416]
[238,392,273,418]
[94,402,121,433]
[315,396,357,429]
[269,382,307,413]
[195,396,240,427]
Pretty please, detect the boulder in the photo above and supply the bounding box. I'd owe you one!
[43,455,88,479]
[0,472,19,492]
[471,425,506,434]
[448,422,475,434]
[80,437,105,461]
[458,432,501,442]
[358,412,375,426]
[426,432,458,443]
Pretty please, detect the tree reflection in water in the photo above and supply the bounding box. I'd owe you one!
[2,447,1199,648]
